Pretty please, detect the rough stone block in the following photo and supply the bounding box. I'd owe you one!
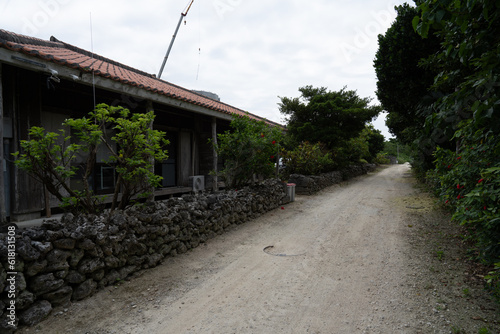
[29,273,64,295]
[52,238,76,250]
[19,300,52,326]
[41,286,72,307]
[72,279,97,301]
[25,260,47,277]
[65,270,86,284]
[78,258,105,274]
[17,237,40,261]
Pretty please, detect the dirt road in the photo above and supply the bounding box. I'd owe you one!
[19,164,499,333]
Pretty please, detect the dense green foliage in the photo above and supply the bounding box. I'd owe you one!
[215,91,384,188]
[374,3,441,145]
[360,125,385,163]
[279,86,381,154]
[376,0,500,299]
[280,142,334,177]
[97,104,169,210]
[213,115,283,188]
[278,86,382,169]
[427,129,500,258]
[372,152,391,165]
[279,125,383,179]
[14,104,169,213]
[14,125,102,213]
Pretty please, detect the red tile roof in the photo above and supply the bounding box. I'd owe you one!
[0,29,281,126]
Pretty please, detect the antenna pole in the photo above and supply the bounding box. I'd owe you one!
[158,0,195,79]
[90,12,96,108]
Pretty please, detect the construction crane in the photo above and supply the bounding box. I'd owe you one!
[157,0,195,79]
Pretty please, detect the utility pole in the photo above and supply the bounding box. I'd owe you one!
[158,0,195,79]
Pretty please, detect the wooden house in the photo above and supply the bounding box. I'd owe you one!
[0,29,280,222]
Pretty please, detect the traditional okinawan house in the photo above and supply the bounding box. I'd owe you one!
[0,29,280,222]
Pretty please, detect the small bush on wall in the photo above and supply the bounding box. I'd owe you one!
[13,104,169,214]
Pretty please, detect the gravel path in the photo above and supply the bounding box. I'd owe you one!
[19,164,499,333]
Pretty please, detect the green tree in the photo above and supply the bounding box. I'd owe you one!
[213,115,283,188]
[344,135,370,164]
[14,103,169,213]
[279,86,381,156]
[362,125,385,162]
[374,3,441,144]
[280,142,334,176]
[413,0,500,137]
[97,104,169,210]
[14,125,101,213]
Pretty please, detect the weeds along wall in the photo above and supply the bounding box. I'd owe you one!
[0,179,287,332]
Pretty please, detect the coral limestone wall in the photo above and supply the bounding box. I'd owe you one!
[289,164,377,194]
[0,179,287,332]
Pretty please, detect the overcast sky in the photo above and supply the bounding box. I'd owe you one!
[1,0,410,139]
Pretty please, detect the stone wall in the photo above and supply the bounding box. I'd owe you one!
[289,164,377,195]
[0,179,287,332]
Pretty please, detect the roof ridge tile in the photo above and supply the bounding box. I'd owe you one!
[0,29,62,47]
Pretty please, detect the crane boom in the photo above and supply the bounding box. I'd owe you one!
[157,0,195,79]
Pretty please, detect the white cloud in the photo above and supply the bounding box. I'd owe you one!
[1,0,405,138]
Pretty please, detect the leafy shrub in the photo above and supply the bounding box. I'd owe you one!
[430,128,500,259]
[373,152,391,165]
[280,142,334,176]
[13,104,169,213]
[407,0,500,301]
[428,126,500,300]
[213,115,283,188]
[345,135,370,164]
